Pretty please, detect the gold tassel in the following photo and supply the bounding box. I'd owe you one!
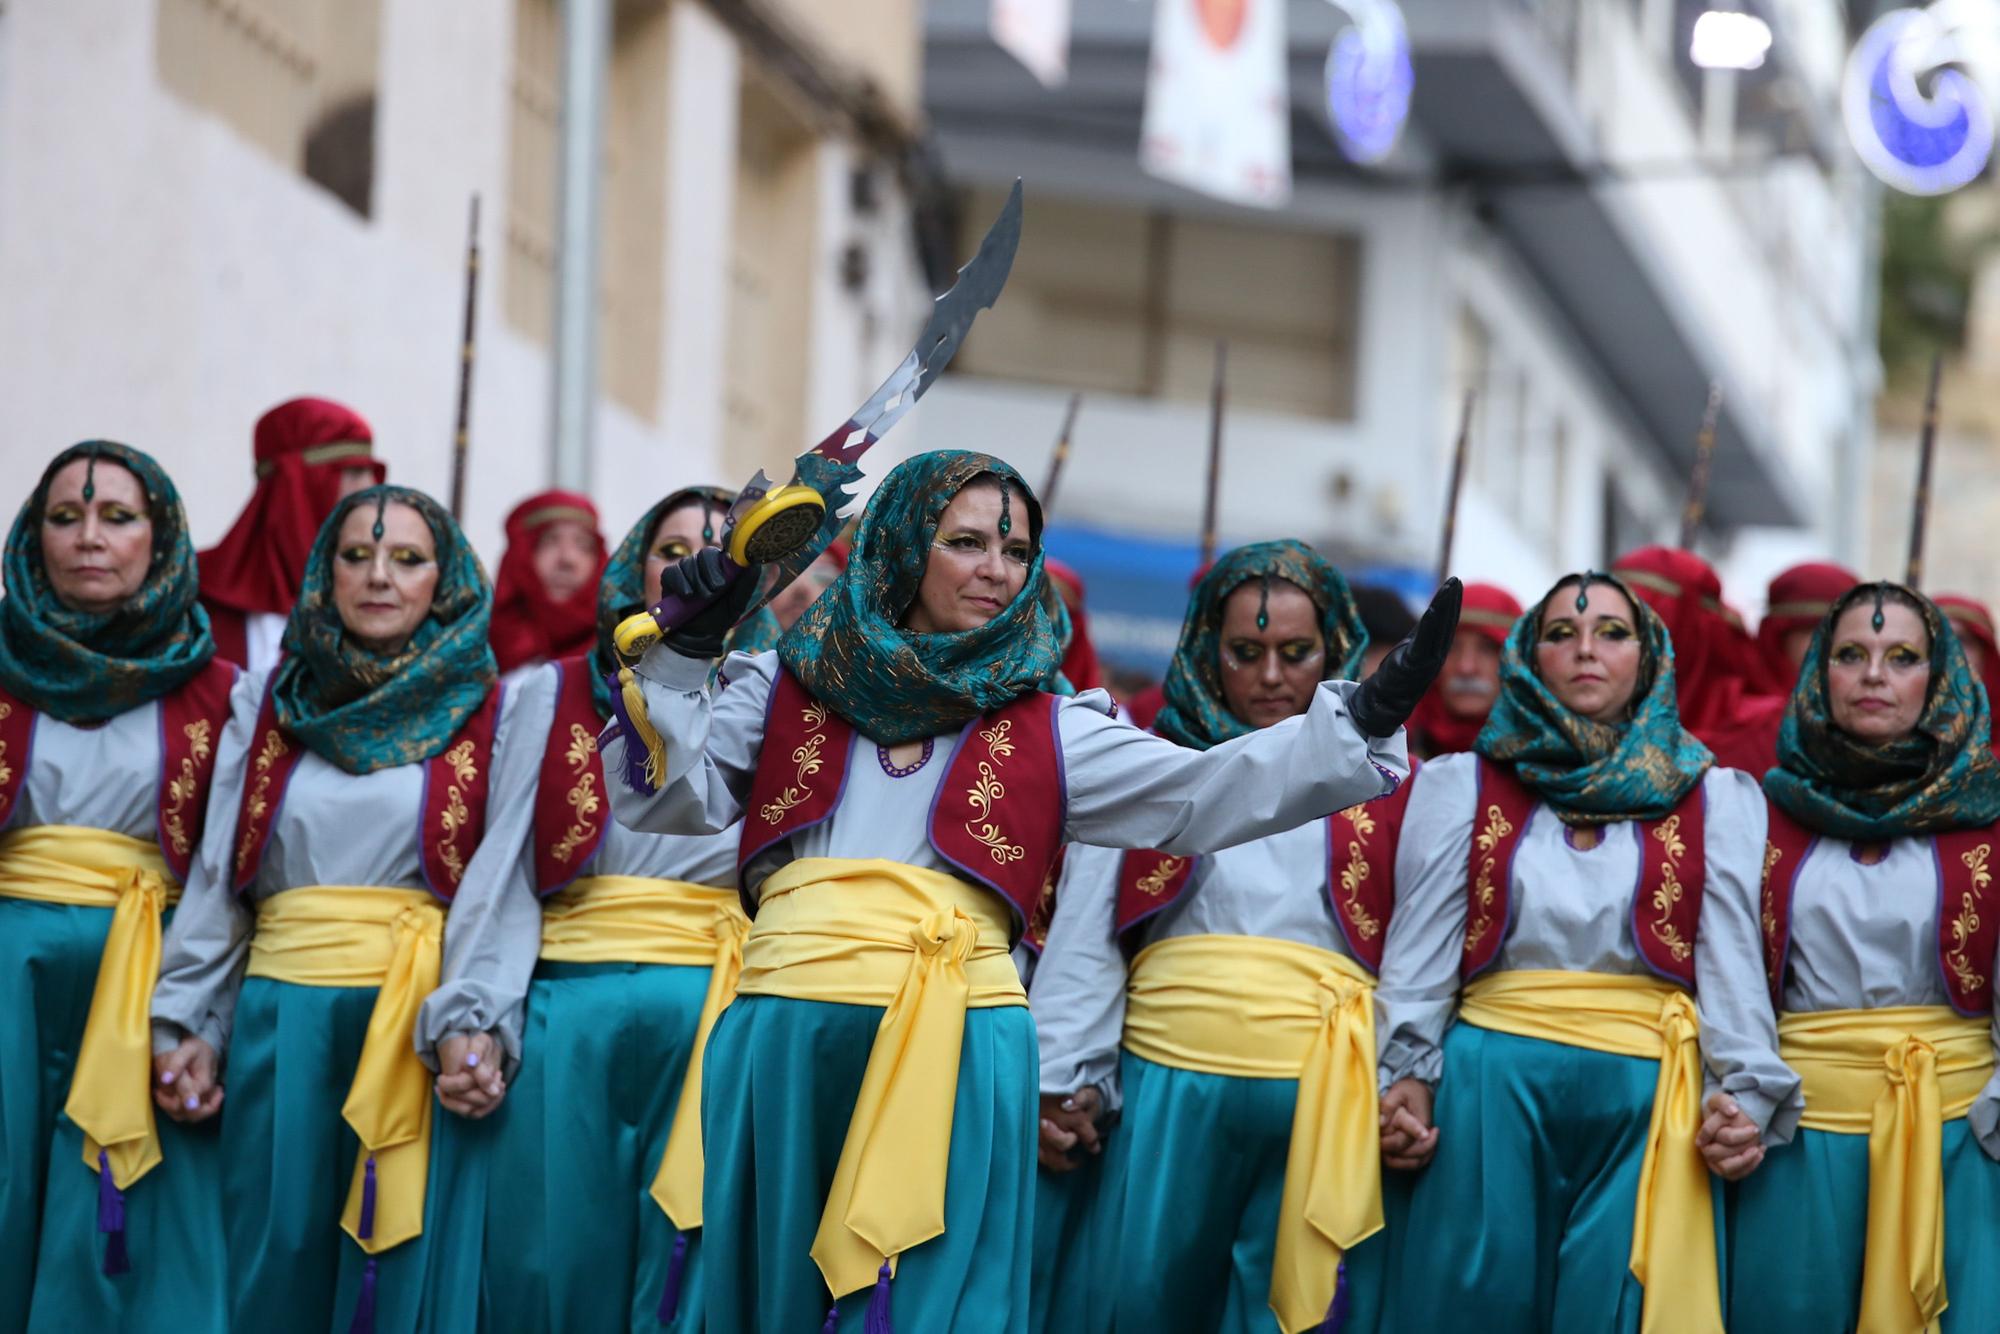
[619,666,668,789]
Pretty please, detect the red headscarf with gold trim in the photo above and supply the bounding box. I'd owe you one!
[1753,561,1857,694]
[489,489,608,673]
[1611,545,1767,747]
[198,397,385,631]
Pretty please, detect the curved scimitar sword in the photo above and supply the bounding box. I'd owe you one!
[615,180,1026,657]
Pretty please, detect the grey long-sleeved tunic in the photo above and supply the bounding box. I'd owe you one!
[414,663,745,1057]
[604,648,1409,901]
[150,667,553,1069]
[1031,819,1348,1103]
[1779,834,2000,1157]
[1373,752,1801,1140]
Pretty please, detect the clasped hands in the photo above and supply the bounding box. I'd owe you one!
[1375,1077,1764,1180]
[150,1029,510,1123]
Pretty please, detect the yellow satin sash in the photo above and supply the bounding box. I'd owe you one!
[1123,934,1381,1334]
[0,826,181,1191]
[1779,1006,1991,1334]
[1458,969,1718,1334]
[247,886,443,1255]
[538,874,753,1233]
[734,857,1025,1299]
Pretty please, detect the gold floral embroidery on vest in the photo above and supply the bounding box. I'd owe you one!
[548,724,602,866]
[759,700,828,826]
[1760,842,1783,978]
[1649,816,1693,963]
[1135,856,1186,896]
[0,700,13,791]
[964,718,1024,865]
[1463,803,1514,955]
[161,720,214,859]
[236,728,290,878]
[1338,807,1382,940]
[436,740,478,886]
[1948,844,1992,996]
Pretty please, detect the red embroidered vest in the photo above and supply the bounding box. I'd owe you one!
[1761,803,2000,1016]
[1110,783,1408,973]
[738,668,1065,935]
[1461,759,1706,987]
[0,659,237,882]
[534,658,610,894]
[231,682,502,901]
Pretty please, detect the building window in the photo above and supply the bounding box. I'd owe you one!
[155,0,383,217]
[505,0,671,419]
[952,190,1361,422]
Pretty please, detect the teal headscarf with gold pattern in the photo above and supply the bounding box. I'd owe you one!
[1476,572,1712,824]
[777,450,1060,745]
[0,441,215,724]
[272,485,496,774]
[590,486,782,715]
[1154,540,1367,751]
[1767,582,2000,839]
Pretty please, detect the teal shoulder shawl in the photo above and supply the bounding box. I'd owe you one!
[271,485,496,774]
[1154,540,1367,751]
[0,441,215,724]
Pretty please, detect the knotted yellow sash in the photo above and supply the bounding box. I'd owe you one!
[1779,1005,1991,1334]
[246,886,443,1254]
[1122,934,1381,1334]
[732,857,1025,1299]
[0,826,180,1191]
[535,873,753,1232]
[1458,969,1718,1334]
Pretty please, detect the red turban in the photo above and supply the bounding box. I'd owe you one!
[489,490,608,674]
[1937,594,2000,711]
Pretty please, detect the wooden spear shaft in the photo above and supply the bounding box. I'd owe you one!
[1436,389,1476,584]
[1200,341,1227,569]
[1678,381,1724,549]
[1906,352,1944,589]
[1040,392,1084,515]
[449,194,482,522]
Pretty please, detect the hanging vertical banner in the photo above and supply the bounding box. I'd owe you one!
[1140,0,1292,208]
[992,0,1072,88]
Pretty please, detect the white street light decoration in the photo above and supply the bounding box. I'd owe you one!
[1843,4,1995,196]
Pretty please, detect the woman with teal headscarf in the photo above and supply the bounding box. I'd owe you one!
[465,484,773,1334]
[1375,571,1793,1334]
[1028,541,1420,1334]
[1729,581,2000,1333]
[0,442,236,1334]
[605,450,1457,1333]
[150,485,553,1334]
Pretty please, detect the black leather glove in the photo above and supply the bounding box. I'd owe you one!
[659,548,759,660]
[1350,577,1463,738]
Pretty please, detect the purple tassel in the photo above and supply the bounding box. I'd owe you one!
[818,1302,840,1334]
[96,1149,130,1276]
[357,1154,378,1241]
[656,1230,690,1324]
[864,1260,893,1334]
[348,1257,378,1334]
[1319,1260,1351,1334]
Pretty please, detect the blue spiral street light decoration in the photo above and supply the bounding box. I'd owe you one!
[1843,6,1993,196]
[1324,0,1412,166]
